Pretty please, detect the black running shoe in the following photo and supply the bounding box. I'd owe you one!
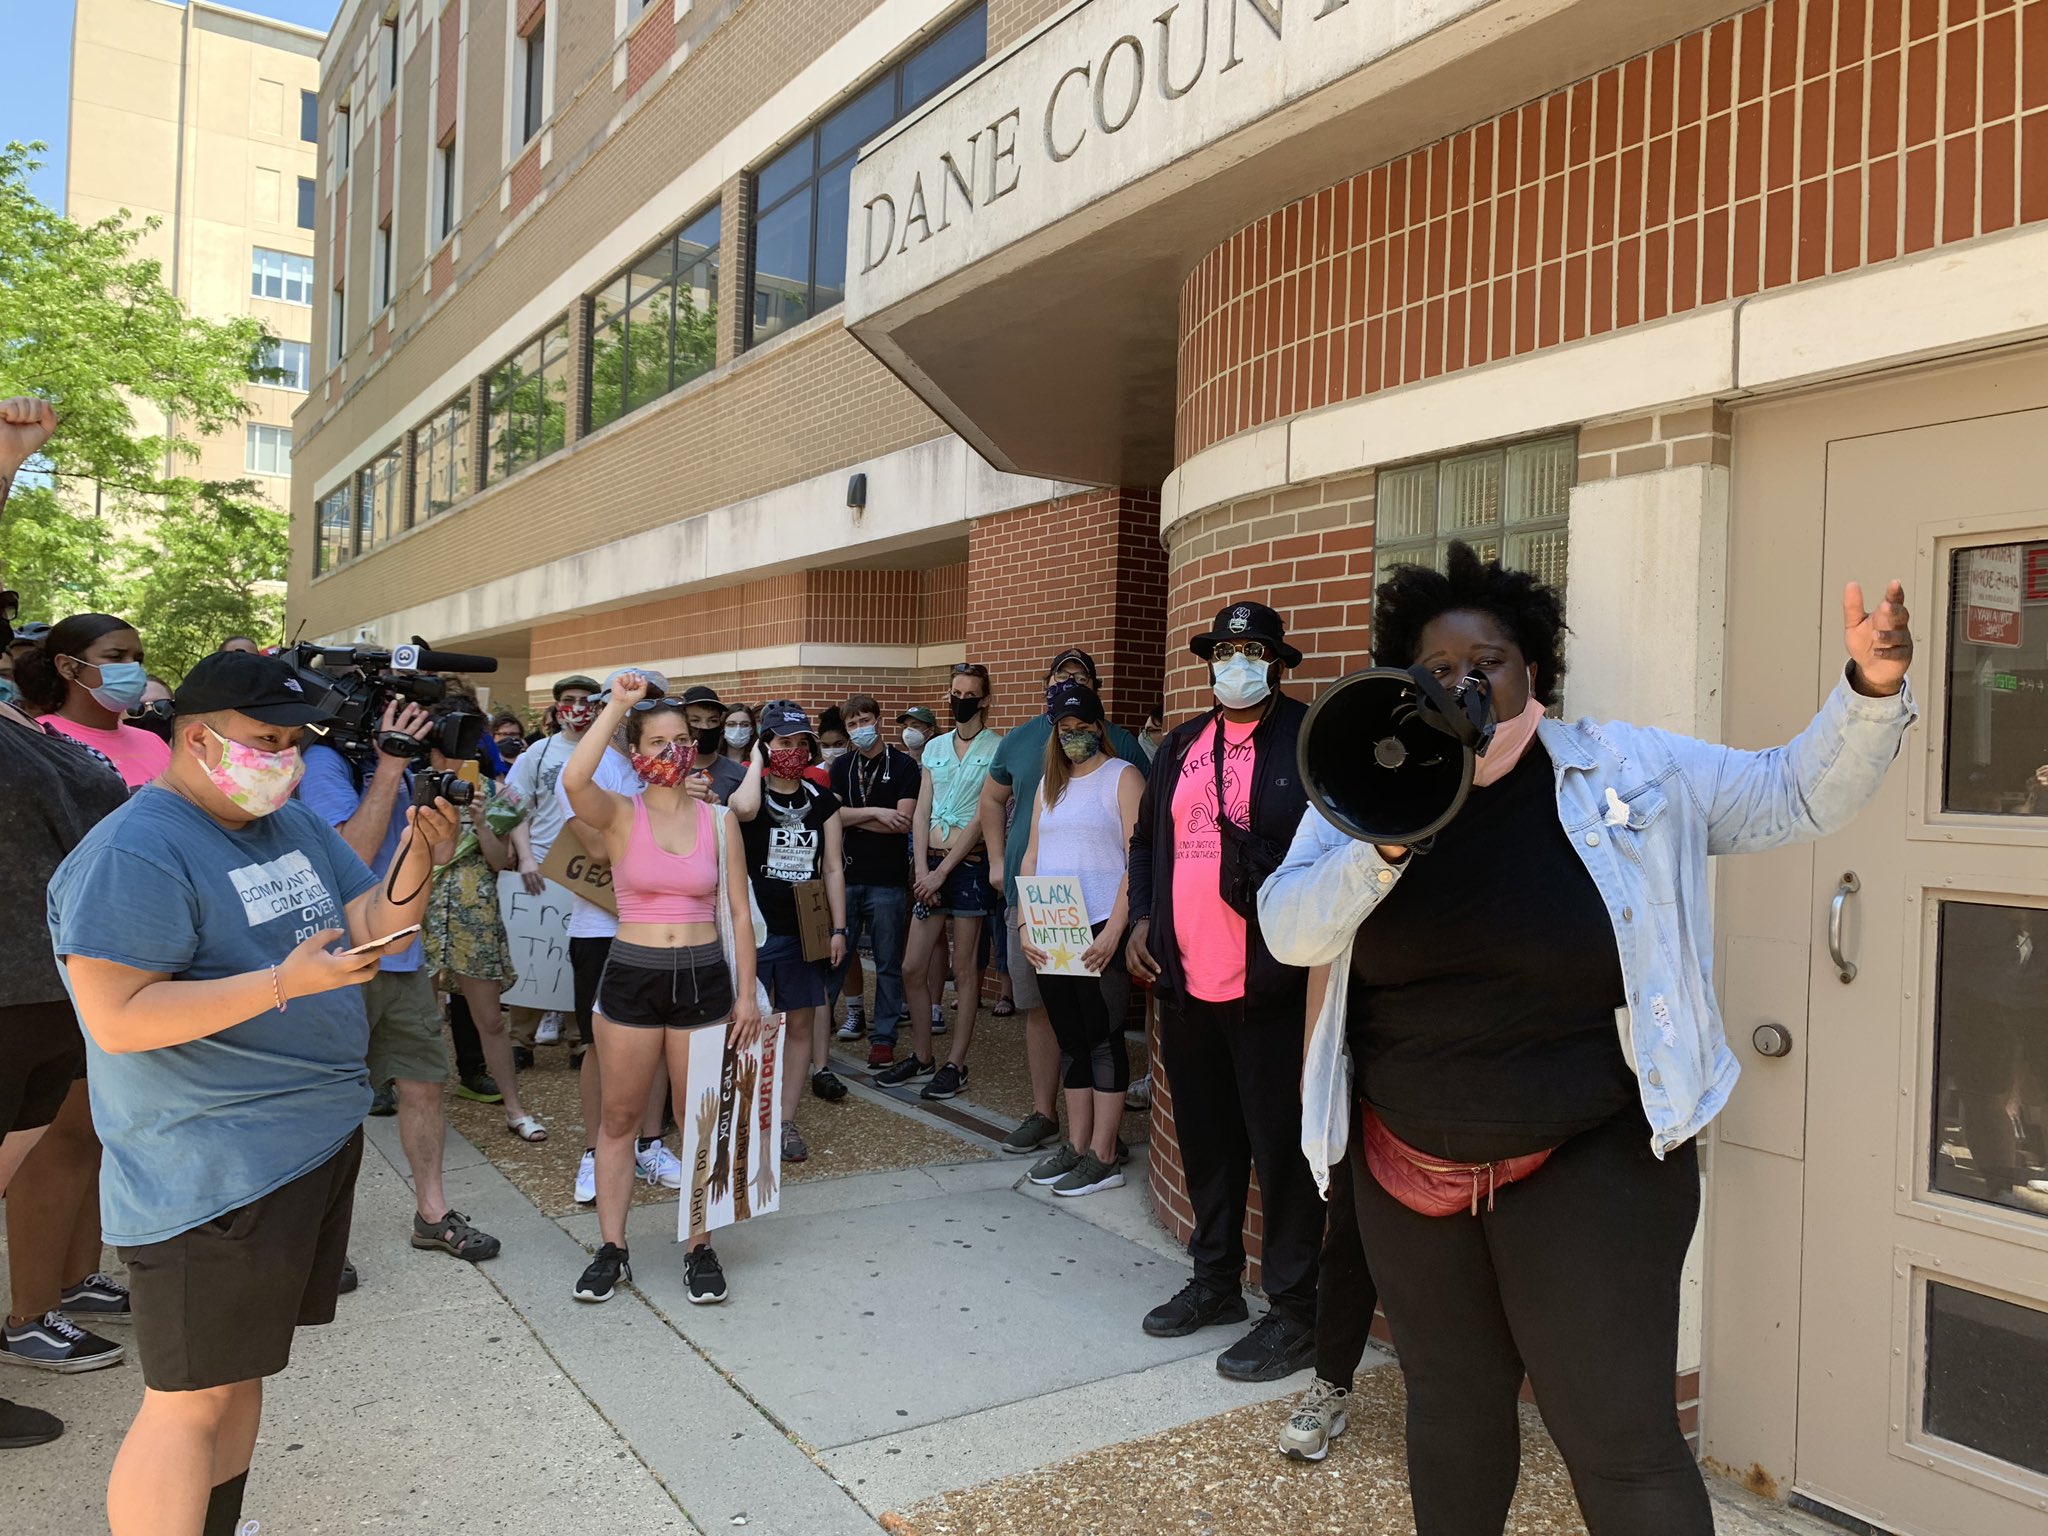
[921,1061,968,1100]
[574,1243,631,1303]
[874,1054,934,1088]
[811,1068,848,1102]
[685,1245,728,1305]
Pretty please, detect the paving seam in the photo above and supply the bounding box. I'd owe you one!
[365,1117,884,1536]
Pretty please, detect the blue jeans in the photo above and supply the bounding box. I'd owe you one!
[830,885,910,1044]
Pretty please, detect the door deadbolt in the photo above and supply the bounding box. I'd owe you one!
[1752,1022,1794,1058]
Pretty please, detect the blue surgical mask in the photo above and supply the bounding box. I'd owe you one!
[850,724,881,752]
[71,657,149,714]
[0,677,17,707]
[1211,654,1272,711]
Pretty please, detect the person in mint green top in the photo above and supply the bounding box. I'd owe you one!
[878,662,1002,1102]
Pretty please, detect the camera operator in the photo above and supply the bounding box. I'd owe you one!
[298,697,502,1264]
[45,650,462,1535]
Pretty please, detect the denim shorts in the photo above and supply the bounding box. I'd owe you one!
[757,932,834,1012]
[916,849,996,919]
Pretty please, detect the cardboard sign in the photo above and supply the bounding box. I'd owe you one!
[1017,876,1095,977]
[677,1020,787,1239]
[538,823,617,914]
[792,879,832,962]
[496,873,575,1011]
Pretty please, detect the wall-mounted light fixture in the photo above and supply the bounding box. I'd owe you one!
[847,472,868,512]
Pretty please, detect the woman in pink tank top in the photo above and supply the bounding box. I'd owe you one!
[562,672,759,1307]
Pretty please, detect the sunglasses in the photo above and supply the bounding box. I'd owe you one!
[1208,640,1273,663]
[951,663,990,679]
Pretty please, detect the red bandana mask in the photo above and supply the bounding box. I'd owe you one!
[767,746,811,781]
[630,741,696,787]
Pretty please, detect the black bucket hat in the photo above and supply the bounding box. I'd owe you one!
[1189,600,1303,668]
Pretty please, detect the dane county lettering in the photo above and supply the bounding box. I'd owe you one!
[228,852,342,940]
[859,0,1356,275]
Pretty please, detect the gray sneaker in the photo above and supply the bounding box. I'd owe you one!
[1028,1142,1082,1186]
[1002,1111,1060,1155]
[781,1120,809,1163]
[1277,1377,1350,1461]
[1051,1151,1125,1198]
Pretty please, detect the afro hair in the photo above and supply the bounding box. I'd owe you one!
[1370,540,1569,707]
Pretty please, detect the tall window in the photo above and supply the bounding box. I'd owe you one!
[300,89,318,142]
[587,204,719,434]
[257,338,311,391]
[297,176,316,230]
[413,393,472,522]
[747,4,985,348]
[245,424,292,476]
[315,483,353,574]
[380,16,400,93]
[357,443,403,552]
[373,221,394,312]
[518,23,547,145]
[435,139,458,242]
[336,104,351,172]
[485,318,570,483]
[1374,435,1577,588]
[330,285,346,363]
[251,247,314,305]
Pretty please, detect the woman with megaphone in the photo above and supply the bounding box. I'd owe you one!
[1259,542,1916,1536]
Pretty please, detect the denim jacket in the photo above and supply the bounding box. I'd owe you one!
[1258,668,1918,1195]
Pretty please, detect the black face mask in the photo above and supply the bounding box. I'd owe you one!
[695,726,724,756]
[949,694,983,723]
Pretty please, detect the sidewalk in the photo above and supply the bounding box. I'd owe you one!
[4,1063,1847,1535]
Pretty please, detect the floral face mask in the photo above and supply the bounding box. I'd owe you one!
[630,740,696,788]
[202,725,305,815]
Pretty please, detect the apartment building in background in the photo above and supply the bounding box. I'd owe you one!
[292,2,2048,1529]
[68,0,324,502]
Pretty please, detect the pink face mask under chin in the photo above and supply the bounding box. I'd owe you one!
[1472,696,1547,787]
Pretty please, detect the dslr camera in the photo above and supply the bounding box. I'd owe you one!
[284,637,497,762]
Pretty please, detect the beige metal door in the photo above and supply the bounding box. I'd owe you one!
[1795,395,2048,1534]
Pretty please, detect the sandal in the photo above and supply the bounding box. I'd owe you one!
[992,998,1017,1017]
[411,1208,502,1262]
[506,1114,548,1143]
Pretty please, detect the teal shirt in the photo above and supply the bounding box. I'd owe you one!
[990,716,1150,907]
[921,727,1001,838]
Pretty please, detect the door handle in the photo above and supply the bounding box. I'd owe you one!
[1828,871,1860,984]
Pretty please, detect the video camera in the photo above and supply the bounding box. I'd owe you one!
[284,637,498,763]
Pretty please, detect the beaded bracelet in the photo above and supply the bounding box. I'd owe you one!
[269,963,285,1013]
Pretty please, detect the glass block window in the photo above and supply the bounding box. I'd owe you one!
[1375,435,1575,590]
[314,482,353,574]
[587,203,720,434]
[485,317,571,484]
[414,393,471,524]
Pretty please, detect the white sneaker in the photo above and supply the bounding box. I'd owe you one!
[536,1012,564,1045]
[574,1149,597,1205]
[637,1140,684,1189]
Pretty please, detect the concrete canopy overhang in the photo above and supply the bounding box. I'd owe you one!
[846,0,1751,487]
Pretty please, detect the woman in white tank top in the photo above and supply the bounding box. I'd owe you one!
[1014,683,1145,1198]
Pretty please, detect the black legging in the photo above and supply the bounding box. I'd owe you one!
[1037,925,1132,1092]
[1351,1110,1711,1536]
[570,936,611,1045]
[1314,1149,1378,1392]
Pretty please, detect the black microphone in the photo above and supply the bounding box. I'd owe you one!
[397,637,499,673]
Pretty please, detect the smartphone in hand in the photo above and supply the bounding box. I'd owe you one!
[341,924,421,957]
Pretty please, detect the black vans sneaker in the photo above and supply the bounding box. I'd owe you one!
[685,1245,728,1305]
[573,1243,631,1303]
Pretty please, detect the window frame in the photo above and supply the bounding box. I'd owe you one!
[330,284,347,364]
[300,89,319,143]
[257,338,312,392]
[584,201,721,436]
[296,175,317,231]
[314,481,353,575]
[745,3,985,350]
[1372,433,1578,590]
[244,423,293,477]
[355,441,404,553]
[373,221,394,314]
[484,316,571,485]
[519,23,547,146]
[379,16,400,95]
[412,392,473,524]
[434,139,458,244]
[250,246,315,306]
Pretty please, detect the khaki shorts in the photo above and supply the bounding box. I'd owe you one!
[365,969,449,1087]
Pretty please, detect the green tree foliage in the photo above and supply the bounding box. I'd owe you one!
[0,141,286,676]
[120,481,288,678]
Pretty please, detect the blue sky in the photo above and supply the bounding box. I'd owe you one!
[6,0,341,211]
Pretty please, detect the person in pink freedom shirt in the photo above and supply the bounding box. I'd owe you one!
[16,612,170,790]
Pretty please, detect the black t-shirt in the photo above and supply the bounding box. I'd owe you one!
[1,715,132,1008]
[1346,741,1635,1161]
[828,746,921,889]
[739,780,841,935]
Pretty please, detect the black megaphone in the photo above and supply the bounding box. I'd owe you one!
[1298,667,1496,846]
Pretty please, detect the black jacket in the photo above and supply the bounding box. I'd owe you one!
[1127,693,1311,1012]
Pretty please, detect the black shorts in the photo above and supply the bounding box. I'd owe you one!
[597,940,734,1029]
[118,1129,363,1392]
[0,999,87,1135]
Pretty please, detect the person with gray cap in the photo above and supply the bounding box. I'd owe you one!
[46,649,463,1536]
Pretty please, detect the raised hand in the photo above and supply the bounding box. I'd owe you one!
[612,671,652,708]
[1843,580,1913,697]
[0,397,57,475]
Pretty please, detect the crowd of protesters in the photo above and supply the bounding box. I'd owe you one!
[1,391,1927,1536]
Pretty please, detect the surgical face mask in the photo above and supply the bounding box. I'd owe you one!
[724,723,754,748]
[949,694,984,723]
[1211,654,1272,711]
[1059,728,1101,764]
[201,725,304,816]
[902,727,928,753]
[630,740,694,788]
[849,724,881,753]
[71,656,149,714]
[557,700,598,733]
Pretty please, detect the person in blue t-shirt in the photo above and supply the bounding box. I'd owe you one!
[46,651,461,1536]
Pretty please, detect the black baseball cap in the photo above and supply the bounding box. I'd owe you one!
[1046,646,1098,681]
[681,684,724,709]
[1046,682,1105,725]
[172,652,336,726]
[760,700,815,738]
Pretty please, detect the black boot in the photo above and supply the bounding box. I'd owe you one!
[1143,1279,1250,1338]
[1217,1311,1316,1382]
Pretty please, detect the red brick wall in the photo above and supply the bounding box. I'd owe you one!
[1176,0,2048,462]
[508,144,542,217]
[437,6,461,145]
[625,7,677,98]
[964,490,1168,730]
